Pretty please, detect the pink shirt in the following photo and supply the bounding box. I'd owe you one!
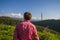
[13,20,39,40]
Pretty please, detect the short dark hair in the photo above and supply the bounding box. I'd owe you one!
[24,12,32,20]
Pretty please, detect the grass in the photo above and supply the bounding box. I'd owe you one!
[0,24,60,40]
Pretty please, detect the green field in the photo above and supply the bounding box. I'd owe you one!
[0,24,60,40]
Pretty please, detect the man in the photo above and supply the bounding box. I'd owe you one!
[13,12,39,40]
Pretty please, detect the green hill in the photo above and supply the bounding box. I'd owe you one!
[32,20,60,32]
[0,16,60,40]
[0,16,21,25]
[0,24,60,40]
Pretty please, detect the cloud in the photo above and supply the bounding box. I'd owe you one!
[10,13,23,18]
[32,17,41,20]
[44,17,60,20]
[0,13,41,20]
[0,13,59,20]
[32,17,37,19]
[0,13,23,18]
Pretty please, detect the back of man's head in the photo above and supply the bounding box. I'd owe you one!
[24,12,32,20]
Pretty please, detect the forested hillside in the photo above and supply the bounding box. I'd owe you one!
[0,16,21,25]
[0,16,60,40]
[32,20,60,32]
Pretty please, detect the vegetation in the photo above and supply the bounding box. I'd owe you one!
[0,16,21,25]
[0,16,60,40]
[0,24,60,40]
[0,24,15,40]
[36,25,60,40]
[32,20,60,32]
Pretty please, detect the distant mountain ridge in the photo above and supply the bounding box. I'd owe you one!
[32,20,60,32]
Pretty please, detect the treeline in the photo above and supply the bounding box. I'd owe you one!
[32,19,60,33]
[39,20,60,32]
[0,16,21,25]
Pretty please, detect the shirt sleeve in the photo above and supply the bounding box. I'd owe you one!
[33,25,39,40]
[13,24,19,40]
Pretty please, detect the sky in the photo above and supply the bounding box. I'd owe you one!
[0,0,60,20]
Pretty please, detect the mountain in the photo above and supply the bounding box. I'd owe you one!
[32,20,60,33]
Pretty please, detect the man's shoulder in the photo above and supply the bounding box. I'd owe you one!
[30,22,36,27]
[16,22,23,25]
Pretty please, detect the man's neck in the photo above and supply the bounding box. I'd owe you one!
[24,19,30,22]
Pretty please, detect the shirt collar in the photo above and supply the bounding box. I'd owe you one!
[24,20,30,22]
